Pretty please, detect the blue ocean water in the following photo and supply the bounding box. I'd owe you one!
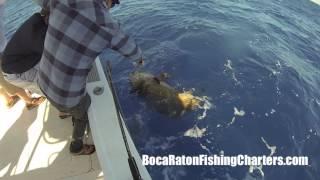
[4,0,320,179]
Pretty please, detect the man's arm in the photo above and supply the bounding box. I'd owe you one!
[100,10,143,64]
[110,26,143,63]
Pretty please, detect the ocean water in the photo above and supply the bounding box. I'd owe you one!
[4,0,320,179]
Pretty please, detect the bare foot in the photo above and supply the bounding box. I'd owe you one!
[6,95,20,109]
[26,96,46,110]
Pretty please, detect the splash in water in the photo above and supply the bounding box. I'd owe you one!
[224,59,241,86]
[184,125,207,138]
[261,137,277,156]
[227,107,246,126]
[194,96,212,120]
[247,137,277,178]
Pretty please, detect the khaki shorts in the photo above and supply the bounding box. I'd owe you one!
[3,64,43,96]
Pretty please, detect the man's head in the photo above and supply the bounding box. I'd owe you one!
[106,0,120,8]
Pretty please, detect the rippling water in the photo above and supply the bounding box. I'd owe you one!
[5,0,320,179]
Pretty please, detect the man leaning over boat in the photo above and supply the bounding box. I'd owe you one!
[32,0,144,155]
[1,0,144,155]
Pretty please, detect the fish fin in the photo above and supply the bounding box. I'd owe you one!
[153,77,161,84]
[158,72,170,81]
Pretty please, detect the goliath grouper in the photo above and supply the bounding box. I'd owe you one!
[129,71,200,117]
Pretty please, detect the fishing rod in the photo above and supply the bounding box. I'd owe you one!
[105,61,143,180]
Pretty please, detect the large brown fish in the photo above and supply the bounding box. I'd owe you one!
[129,71,199,117]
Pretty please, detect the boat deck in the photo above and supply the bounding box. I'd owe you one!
[0,100,103,180]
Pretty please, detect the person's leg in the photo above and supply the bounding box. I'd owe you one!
[0,87,19,108]
[0,87,11,102]
[15,88,45,105]
[49,93,94,154]
[69,94,91,153]
[0,77,46,109]
[14,88,33,103]
[4,64,44,96]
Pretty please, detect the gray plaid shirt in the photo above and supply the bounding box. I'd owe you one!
[37,0,142,108]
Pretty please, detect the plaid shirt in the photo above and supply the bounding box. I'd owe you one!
[37,0,142,108]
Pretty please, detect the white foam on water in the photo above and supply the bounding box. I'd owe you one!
[182,87,195,92]
[270,109,276,114]
[271,70,280,76]
[227,117,236,126]
[308,129,317,136]
[269,61,282,77]
[261,137,277,156]
[227,107,246,127]
[247,137,277,178]
[224,59,241,85]
[306,135,311,139]
[180,89,212,120]
[276,86,281,95]
[249,164,265,178]
[195,96,212,120]
[276,60,282,68]
[200,143,211,153]
[184,125,207,138]
[231,73,240,85]
[225,59,241,82]
[220,92,228,98]
[234,107,245,116]
[206,139,212,144]
[224,59,233,71]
